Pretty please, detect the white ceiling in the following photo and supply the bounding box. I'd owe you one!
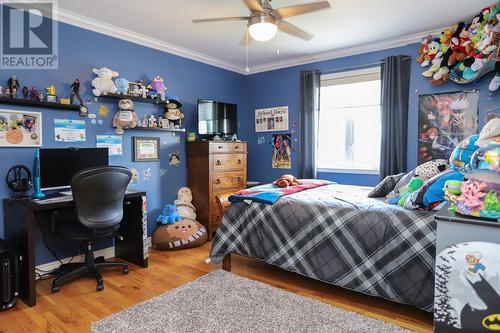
[57,0,495,74]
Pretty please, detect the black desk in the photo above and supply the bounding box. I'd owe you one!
[2,190,149,307]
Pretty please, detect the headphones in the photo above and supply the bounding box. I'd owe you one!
[6,165,33,195]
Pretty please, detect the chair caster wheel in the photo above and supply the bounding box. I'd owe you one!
[96,284,104,292]
[51,286,60,293]
[123,267,129,275]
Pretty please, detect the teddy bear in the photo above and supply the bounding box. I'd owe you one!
[91,67,119,96]
[174,187,197,220]
[112,99,138,134]
[115,77,130,95]
[163,98,184,128]
[156,204,182,225]
[272,174,302,188]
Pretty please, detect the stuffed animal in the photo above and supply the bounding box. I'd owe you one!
[415,159,448,182]
[174,187,196,220]
[150,76,166,100]
[272,174,302,188]
[386,177,424,206]
[91,67,119,96]
[115,78,130,95]
[112,99,138,134]
[156,204,182,225]
[163,98,184,128]
[152,219,207,251]
[477,118,500,146]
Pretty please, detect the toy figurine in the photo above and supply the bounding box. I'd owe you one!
[70,79,83,105]
[7,75,19,98]
[148,115,156,127]
[22,86,29,99]
[4,88,11,98]
[30,87,39,101]
[163,98,184,128]
[46,84,56,96]
[38,93,44,102]
[141,115,148,128]
[0,86,2,96]
[150,76,166,100]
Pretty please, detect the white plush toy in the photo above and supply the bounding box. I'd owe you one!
[174,187,196,220]
[91,67,119,96]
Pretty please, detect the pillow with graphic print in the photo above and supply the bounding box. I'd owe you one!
[368,173,405,197]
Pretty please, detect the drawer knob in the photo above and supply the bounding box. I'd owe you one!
[216,160,222,165]
[216,179,221,184]
[235,146,239,149]
[237,177,241,181]
[218,146,223,149]
[237,159,241,164]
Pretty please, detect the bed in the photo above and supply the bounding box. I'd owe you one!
[209,184,436,312]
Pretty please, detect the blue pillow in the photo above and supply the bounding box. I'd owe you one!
[423,171,464,207]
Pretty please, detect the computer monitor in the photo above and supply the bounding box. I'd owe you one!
[39,148,109,191]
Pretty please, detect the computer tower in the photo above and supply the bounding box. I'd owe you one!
[0,240,19,311]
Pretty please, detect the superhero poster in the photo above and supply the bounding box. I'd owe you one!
[418,90,479,165]
[434,242,500,332]
[272,133,292,169]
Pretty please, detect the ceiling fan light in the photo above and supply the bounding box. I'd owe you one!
[248,15,278,42]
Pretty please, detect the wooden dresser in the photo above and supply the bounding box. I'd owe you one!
[187,141,247,240]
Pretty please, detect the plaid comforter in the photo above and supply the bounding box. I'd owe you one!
[210,184,437,312]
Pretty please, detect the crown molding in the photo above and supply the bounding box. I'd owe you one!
[55,7,442,76]
[55,8,246,74]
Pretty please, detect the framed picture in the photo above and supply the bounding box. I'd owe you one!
[0,109,42,147]
[418,90,479,164]
[133,136,160,162]
[128,82,144,97]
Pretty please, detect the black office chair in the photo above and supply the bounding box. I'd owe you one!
[50,166,132,293]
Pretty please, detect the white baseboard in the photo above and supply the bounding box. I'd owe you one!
[35,237,152,277]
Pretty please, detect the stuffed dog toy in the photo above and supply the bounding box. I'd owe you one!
[272,174,302,188]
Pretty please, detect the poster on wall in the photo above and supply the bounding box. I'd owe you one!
[54,119,86,142]
[255,106,289,132]
[418,90,479,164]
[434,242,500,332]
[0,109,42,147]
[272,133,292,169]
[96,135,123,156]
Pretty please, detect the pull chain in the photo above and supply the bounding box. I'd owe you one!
[276,21,280,55]
[245,26,250,73]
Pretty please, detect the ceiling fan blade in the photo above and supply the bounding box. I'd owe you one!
[192,16,250,23]
[242,0,265,13]
[278,20,313,40]
[275,1,331,19]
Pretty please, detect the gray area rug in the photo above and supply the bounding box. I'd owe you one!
[92,270,412,333]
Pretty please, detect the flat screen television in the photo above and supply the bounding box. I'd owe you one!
[198,99,237,136]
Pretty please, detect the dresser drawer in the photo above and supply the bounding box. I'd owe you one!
[210,142,247,153]
[213,154,246,171]
[213,172,244,189]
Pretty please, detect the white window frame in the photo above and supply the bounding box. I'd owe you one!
[318,66,381,175]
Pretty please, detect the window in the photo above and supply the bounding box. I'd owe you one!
[318,67,381,174]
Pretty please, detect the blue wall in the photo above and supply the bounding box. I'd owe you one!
[242,43,500,186]
[0,21,247,264]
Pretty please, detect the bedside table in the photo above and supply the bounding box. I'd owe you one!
[433,206,500,333]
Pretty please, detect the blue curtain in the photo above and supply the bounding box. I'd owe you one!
[299,70,320,179]
[379,55,411,181]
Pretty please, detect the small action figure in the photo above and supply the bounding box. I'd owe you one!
[22,86,29,99]
[30,87,40,101]
[46,84,56,96]
[70,79,83,105]
[4,88,11,98]
[7,75,19,98]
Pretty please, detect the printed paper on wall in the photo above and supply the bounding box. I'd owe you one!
[256,106,289,132]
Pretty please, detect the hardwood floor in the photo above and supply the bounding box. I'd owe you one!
[0,242,433,332]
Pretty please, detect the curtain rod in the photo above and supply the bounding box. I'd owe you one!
[319,56,411,75]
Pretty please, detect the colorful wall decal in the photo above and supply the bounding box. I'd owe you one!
[272,133,292,169]
[98,104,109,117]
[143,168,152,181]
[54,119,86,142]
[257,136,265,145]
[169,151,181,167]
[159,168,167,177]
[129,168,139,186]
[418,90,479,164]
[0,109,42,147]
[96,135,123,156]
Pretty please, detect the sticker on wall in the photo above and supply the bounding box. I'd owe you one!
[98,104,109,117]
[294,138,298,142]
[272,133,292,169]
[434,242,500,332]
[90,119,97,125]
[257,136,265,145]
[88,113,97,119]
[143,168,152,181]
[169,151,181,167]
[159,168,167,177]
[175,135,181,143]
[97,119,103,126]
[96,135,123,156]
[292,120,297,127]
[84,97,92,105]
[129,168,140,186]
[54,119,86,142]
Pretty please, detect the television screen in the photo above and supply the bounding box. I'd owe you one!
[198,99,237,135]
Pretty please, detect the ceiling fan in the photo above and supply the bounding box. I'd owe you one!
[192,0,331,43]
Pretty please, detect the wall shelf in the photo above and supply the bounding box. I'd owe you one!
[0,96,81,111]
[99,93,168,105]
[128,127,185,132]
